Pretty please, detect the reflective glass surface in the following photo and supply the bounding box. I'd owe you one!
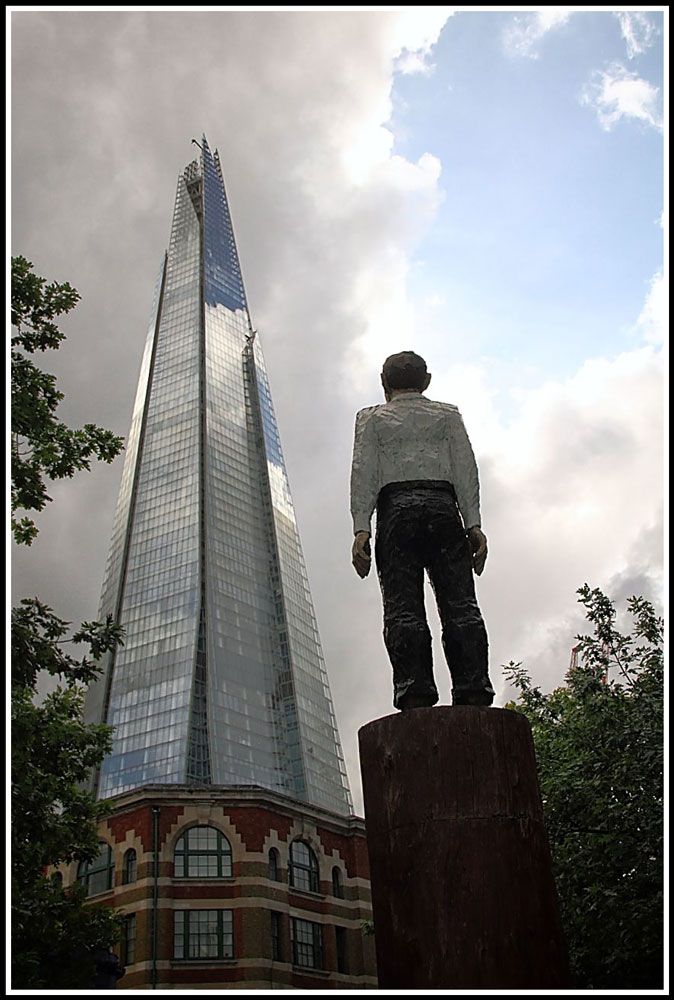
[86,137,352,814]
[94,171,202,798]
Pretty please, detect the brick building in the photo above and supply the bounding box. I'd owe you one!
[61,785,376,989]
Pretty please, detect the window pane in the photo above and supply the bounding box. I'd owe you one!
[291,841,310,867]
[271,912,282,960]
[336,926,347,973]
[295,868,311,892]
[291,917,322,969]
[174,911,185,959]
[79,842,114,896]
[124,849,137,884]
[174,910,233,960]
[174,826,232,878]
[289,840,318,893]
[222,910,234,958]
[123,914,137,965]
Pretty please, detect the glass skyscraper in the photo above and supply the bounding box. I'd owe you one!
[84,137,352,816]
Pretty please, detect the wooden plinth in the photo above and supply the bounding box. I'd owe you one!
[358,706,569,989]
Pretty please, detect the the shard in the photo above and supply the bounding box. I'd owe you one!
[84,137,352,816]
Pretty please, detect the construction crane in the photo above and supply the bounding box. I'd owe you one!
[568,642,610,682]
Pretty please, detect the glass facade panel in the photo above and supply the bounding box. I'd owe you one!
[85,136,352,815]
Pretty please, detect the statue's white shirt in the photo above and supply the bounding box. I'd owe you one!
[350,393,481,535]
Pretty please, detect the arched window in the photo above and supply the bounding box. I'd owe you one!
[268,847,280,881]
[174,826,232,878]
[289,840,319,894]
[332,866,343,898]
[123,848,137,885]
[77,841,115,896]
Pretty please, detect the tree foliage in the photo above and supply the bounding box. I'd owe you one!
[11,255,123,544]
[11,257,125,988]
[12,669,122,988]
[11,603,125,988]
[504,585,664,989]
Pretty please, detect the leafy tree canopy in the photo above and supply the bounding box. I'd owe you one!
[11,257,125,988]
[11,606,125,989]
[505,584,664,990]
[11,254,123,544]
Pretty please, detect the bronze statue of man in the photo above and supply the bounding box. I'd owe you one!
[350,351,495,711]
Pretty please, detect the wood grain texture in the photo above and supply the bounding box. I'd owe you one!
[359,707,569,989]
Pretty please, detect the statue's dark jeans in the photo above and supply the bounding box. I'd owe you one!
[375,481,494,710]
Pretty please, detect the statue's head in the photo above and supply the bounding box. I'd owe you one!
[381,351,431,399]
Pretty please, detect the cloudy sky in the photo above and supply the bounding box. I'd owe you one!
[10,8,665,815]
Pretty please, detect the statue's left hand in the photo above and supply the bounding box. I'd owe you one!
[467,526,488,576]
[352,531,372,578]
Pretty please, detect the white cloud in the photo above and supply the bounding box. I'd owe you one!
[466,345,662,704]
[424,292,446,309]
[339,12,450,181]
[635,271,666,346]
[503,11,571,59]
[408,266,665,711]
[615,11,658,59]
[389,10,453,75]
[581,62,663,131]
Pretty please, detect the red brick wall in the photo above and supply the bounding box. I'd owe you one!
[107,804,185,851]
[224,806,294,851]
[317,826,371,879]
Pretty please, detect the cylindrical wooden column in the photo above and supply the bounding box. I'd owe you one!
[359,706,569,989]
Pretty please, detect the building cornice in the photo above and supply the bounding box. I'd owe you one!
[99,783,366,835]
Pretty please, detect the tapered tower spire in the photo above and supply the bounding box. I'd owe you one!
[84,138,352,815]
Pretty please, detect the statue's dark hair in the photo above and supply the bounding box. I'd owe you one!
[381,351,428,390]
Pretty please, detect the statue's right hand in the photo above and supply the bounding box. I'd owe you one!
[467,526,488,576]
[352,532,372,578]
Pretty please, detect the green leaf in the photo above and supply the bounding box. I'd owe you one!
[502,586,663,989]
